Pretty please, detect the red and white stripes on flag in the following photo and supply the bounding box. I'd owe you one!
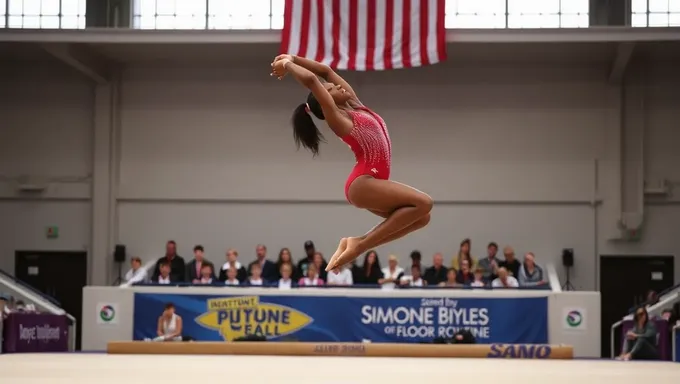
[280,0,447,71]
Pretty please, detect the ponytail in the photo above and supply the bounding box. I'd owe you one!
[291,103,325,156]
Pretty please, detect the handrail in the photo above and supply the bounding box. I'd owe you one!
[0,268,61,306]
[628,282,680,313]
[622,292,680,321]
[610,319,624,358]
[546,263,562,292]
[0,273,77,351]
[673,324,679,362]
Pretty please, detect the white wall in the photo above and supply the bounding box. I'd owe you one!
[1,51,678,290]
[0,64,93,275]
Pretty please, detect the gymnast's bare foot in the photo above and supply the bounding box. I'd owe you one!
[327,237,362,272]
[327,238,348,274]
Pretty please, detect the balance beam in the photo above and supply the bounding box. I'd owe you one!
[107,342,573,359]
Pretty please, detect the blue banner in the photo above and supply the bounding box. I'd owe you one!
[133,293,548,344]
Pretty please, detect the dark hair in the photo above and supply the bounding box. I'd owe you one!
[488,242,498,249]
[410,250,422,261]
[164,302,175,310]
[292,92,326,156]
[363,250,382,271]
[193,245,204,252]
[634,306,649,326]
[159,261,169,268]
[167,240,176,246]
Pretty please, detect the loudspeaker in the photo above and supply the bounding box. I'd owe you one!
[114,244,126,263]
[562,248,574,267]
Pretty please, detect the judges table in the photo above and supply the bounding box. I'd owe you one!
[1,312,69,353]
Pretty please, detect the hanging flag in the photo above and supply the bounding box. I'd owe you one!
[280,0,447,71]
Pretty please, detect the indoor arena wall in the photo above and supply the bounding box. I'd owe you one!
[117,61,611,290]
[0,63,93,276]
[0,57,679,289]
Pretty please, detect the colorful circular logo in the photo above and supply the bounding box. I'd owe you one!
[566,310,582,327]
[100,305,116,322]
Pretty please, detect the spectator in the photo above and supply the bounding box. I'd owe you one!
[124,256,149,285]
[297,240,316,277]
[499,246,521,278]
[518,252,545,287]
[400,265,425,287]
[248,244,277,281]
[423,253,448,286]
[275,247,300,281]
[152,240,186,282]
[491,267,519,288]
[439,269,459,287]
[186,245,214,283]
[619,307,658,360]
[451,238,476,271]
[471,267,486,287]
[409,250,423,271]
[150,303,183,342]
[219,249,247,283]
[276,263,297,290]
[327,263,354,286]
[359,250,383,285]
[224,267,240,286]
[244,263,266,286]
[379,255,405,290]
[299,263,324,286]
[312,252,328,282]
[198,263,216,284]
[477,242,500,282]
[455,259,475,285]
[349,261,363,285]
[153,262,174,284]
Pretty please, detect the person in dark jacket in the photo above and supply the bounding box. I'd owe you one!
[247,244,277,281]
[152,240,186,282]
[358,250,383,285]
[619,307,658,360]
[423,253,448,286]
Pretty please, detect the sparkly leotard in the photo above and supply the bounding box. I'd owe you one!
[341,106,392,203]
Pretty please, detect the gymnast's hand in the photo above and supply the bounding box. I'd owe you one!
[273,54,294,63]
[270,58,291,80]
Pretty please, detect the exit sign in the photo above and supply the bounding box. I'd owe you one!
[46,226,59,239]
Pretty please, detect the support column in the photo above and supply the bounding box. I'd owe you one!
[590,0,630,26]
[91,82,114,286]
[86,0,132,28]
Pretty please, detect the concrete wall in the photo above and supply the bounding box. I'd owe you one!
[1,55,678,289]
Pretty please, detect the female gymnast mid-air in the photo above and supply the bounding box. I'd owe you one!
[270,54,433,273]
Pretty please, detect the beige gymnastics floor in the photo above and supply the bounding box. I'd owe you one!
[1,354,679,384]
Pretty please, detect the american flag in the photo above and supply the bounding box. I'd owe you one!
[280,0,447,71]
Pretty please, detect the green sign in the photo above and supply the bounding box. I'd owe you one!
[46,226,59,239]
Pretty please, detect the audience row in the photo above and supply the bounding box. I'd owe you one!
[125,239,548,289]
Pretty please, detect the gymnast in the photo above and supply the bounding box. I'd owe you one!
[270,54,433,273]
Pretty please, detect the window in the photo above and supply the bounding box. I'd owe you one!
[2,0,86,29]
[444,0,588,29]
[507,0,589,28]
[133,0,280,29]
[632,0,680,27]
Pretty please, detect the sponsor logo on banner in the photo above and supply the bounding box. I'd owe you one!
[360,298,491,340]
[97,303,119,325]
[195,296,313,341]
[487,344,553,359]
[563,308,586,330]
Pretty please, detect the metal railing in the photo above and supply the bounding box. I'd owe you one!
[0,273,77,351]
[673,324,679,362]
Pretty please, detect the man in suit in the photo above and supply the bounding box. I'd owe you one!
[186,245,214,283]
[152,240,186,282]
[247,244,276,281]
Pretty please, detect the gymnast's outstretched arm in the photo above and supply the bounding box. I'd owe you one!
[273,59,353,137]
[276,54,360,101]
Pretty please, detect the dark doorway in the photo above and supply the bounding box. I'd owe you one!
[15,250,88,351]
[599,255,674,358]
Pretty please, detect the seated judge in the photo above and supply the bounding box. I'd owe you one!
[153,262,174,285]
[186,245,214,283]
[224,266,241,286]
[197,263,217,285]
[219,248,248,283]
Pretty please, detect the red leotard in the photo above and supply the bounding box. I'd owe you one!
[341,106,392,203]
